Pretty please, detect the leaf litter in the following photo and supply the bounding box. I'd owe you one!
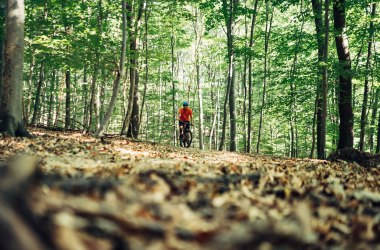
[1,128,380,250]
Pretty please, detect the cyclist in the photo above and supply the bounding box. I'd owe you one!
[177,101,193,140]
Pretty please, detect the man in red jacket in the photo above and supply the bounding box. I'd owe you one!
[177,101,193,140]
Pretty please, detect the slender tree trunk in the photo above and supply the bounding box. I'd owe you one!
[312,0,329,159]
[220,0,238,151]
[24,55,35,123]
[247,0,259,153]
[64,69,71,130]
[257,0,272,153]
[369,88,379,152]
[82,65,88,130]
[218,74,230,151]
[47,70,56,126]
[310,96,318,158]
[359,3,376,151]
[171,32,176,145]
[0,0,31,137]
[31,61,44,125]
[333,0,354,149]
[87,62,98,132]
[289,1,305,157]
[54,72,62,126]
[193,7,204,150]
[139,4,149,131]
[94,0,127,137]
[320,0,329,158]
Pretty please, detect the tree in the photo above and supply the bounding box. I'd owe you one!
[219,0,238,152]
[94,0,127,137]
[0,0,5,100]
[0,0,31,137]
[359,3,376,151]
[311,0,329,158]
[333,0,353,149]
[246,0,259,153]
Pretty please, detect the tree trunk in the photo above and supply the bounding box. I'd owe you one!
[247,0,259,153]
[220,0,238,152]
[194,7,204,150]
[257,0,273,153]
[311,0,329,159]
[47,70,56,126]
[310,96,318,158]
[31,61,44,125]
[0,0,31,137]
[121,0,144,138]
[139,4,149,132]
[82,65,88,130]
[333,0,354,149]
[24,55,35,123]
[359,3,376,151]
[64,69,71,130]
[94,0,127,137]
[0,0,5,103]
[171,32,176,145]
[289,1,305,158]
[369,88,379,152]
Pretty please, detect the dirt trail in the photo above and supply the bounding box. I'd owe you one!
[1,128,380,250]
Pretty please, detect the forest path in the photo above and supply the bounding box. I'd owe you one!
[1,128,379,250]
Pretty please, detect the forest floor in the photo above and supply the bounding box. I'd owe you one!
[1,128,380,250]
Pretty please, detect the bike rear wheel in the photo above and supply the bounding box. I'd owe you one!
[181,131,192,148]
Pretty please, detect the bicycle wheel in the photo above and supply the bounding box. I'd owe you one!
[179,136,185,147]
[184,131,192,148]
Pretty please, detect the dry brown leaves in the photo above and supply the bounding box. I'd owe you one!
[1,128,380,250]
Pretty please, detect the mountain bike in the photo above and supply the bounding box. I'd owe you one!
[179,122,192,148]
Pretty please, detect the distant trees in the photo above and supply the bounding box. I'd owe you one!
[0,0,377,155]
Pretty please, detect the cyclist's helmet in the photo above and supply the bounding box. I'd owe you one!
[183,101,189,107]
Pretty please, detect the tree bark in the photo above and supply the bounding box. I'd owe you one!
[31,61,44,125]
[257,0,273,153]
[0,0,32,137]
[64,69,71,130]
[333,0,354,149]
[359,3,376,151]
[0,0,5,102]
[94,0,127,137]
[47,70,56,126]
[194,7,204,150]
[311,0,329,159]
[369,88,379,152]
[247,0,259,153]
[220,0,238,151]
[121,0,144,139]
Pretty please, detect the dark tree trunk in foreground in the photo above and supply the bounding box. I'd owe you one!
[0,0,32,137]
[333,0,353,149]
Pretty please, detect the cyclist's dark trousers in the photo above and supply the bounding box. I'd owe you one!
[179,121,190,130]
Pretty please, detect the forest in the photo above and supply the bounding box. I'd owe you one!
[0,0,377,158]
[1,0,380,249]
